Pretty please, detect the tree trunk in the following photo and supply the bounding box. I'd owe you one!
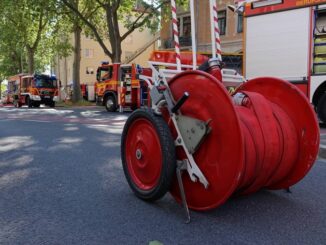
[108,30,122,63]
[72,24,82,102]
[0,80,2,100]
[112,40,122,63]
[26,47,35,74]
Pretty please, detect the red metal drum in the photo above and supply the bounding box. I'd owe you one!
[168,70,245,211]
[236,77,320,190]
[166,72,319,211]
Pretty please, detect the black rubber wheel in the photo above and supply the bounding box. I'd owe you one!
[105,95,117,112]
[34,102,41,108]
[49,101,55,108]
[317,93,326,122]
[26,96,33,108]
[121,108,176,201]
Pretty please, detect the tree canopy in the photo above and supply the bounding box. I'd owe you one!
[60,0,188,62]
[0,0,187,80]
[0,0,72,77]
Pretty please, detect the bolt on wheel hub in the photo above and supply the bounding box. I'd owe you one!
[135,149,142,160]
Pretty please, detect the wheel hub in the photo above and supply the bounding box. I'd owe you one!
[106,99,113,107]
[135,149,142,160]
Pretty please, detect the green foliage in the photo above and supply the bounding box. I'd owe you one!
[0,0,73,77]
[0,0,189,78]
[1,83,7,93]
[161,0,189,24]
[61,0,180,62]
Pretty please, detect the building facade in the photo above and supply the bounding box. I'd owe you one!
[55,27,158,89]
[160,0,243,72]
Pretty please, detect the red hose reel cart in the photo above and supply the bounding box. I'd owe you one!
[120,0,320,222]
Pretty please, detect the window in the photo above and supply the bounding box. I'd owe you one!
[35,78,57,88]
[237,14,243,33]
[21,78,30,92]
[182,16,191,37]
[175,14,191,37]
[218,10,226,35]
[98,66,113,81]
[173,14,192,47]
[22,78,28,89]
[85,49,94,58]
[86,67,94,74]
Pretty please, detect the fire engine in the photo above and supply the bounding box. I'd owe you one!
[94,51,245,112]
[242,0,326,121]
[8,73,59,108]
[95,62,151,112]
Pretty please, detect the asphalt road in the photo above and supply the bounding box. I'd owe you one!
[0,106,326,245]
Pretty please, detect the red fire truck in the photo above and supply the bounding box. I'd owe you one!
[243,0,326,121]
[8,73,59,108]
[95,62,152,112]
[94,51,245,112]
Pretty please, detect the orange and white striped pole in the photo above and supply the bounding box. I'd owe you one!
[171,0,181,71]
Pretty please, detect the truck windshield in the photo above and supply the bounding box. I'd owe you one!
[35,78,57,88]
[97,67,113,81]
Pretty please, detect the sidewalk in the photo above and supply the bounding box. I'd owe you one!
[0,103,13,108]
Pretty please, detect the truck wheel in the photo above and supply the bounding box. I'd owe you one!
[317,93,326,123]
[121,108,176,201]
[105,95,117,112]
[49,101,55,108]
[26,96,33,108]
[34,102,41,108]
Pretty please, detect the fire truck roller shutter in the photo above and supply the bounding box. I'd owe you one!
[245,8,310,79]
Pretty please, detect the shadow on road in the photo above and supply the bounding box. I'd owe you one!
[0,108,326,244]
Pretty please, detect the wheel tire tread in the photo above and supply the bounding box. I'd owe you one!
[121,108,176,201]
[105,95,117,112]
